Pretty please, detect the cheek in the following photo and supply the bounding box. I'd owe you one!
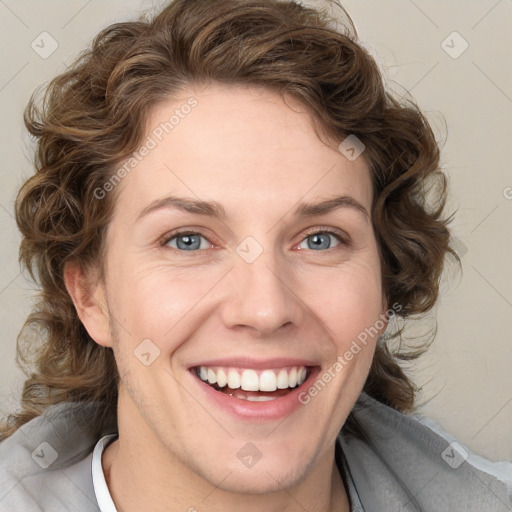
[305,259,384,339]
[106,267,205,399]
[107,259,220,346]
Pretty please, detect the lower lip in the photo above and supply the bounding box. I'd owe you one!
[188,367,321,421]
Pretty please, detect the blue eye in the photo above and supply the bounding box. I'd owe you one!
[162,229,347,253]
[298,232,342,251]
[165,232,211,251]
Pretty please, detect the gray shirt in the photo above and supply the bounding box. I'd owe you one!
[1,392,511,511]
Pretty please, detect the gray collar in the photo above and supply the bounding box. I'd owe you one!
[337,393,512,511]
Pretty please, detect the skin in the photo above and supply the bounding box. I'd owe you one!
[65,83,388,512]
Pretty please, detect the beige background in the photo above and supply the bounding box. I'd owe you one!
[0,0,511,461]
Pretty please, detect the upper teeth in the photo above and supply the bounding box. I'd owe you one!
[197,366,308,392]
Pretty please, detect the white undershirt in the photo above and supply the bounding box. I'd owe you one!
[91,434,119,512]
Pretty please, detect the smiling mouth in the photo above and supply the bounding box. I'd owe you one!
[192,365,314,401]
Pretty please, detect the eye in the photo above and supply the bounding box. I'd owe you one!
[161,228,349,253]
[163,231,213,251]
[297,230,344,251]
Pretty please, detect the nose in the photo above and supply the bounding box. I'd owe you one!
[219,251,304,337]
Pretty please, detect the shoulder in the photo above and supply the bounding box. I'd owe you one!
[338,393,512,512]
[0,401,114,512]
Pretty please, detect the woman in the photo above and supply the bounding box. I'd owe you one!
[1,0,510,510]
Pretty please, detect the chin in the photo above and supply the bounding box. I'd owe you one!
[208,459,311,495]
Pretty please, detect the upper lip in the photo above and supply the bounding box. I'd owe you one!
[188,357,319,370]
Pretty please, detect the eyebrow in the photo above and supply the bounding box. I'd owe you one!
[136,194,370,222]
[294,195,370,221]
[137,195,226,221]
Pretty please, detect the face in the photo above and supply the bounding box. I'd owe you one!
[84,84,387,493]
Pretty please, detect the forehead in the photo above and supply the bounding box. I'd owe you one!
[112,84,372,220]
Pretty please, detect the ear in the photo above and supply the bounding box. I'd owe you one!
[64,261,112,347]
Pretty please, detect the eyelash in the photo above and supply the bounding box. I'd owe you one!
[298,227,350,250]
[159,227,351,254]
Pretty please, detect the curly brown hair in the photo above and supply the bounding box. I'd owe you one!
[1,0,457,441]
